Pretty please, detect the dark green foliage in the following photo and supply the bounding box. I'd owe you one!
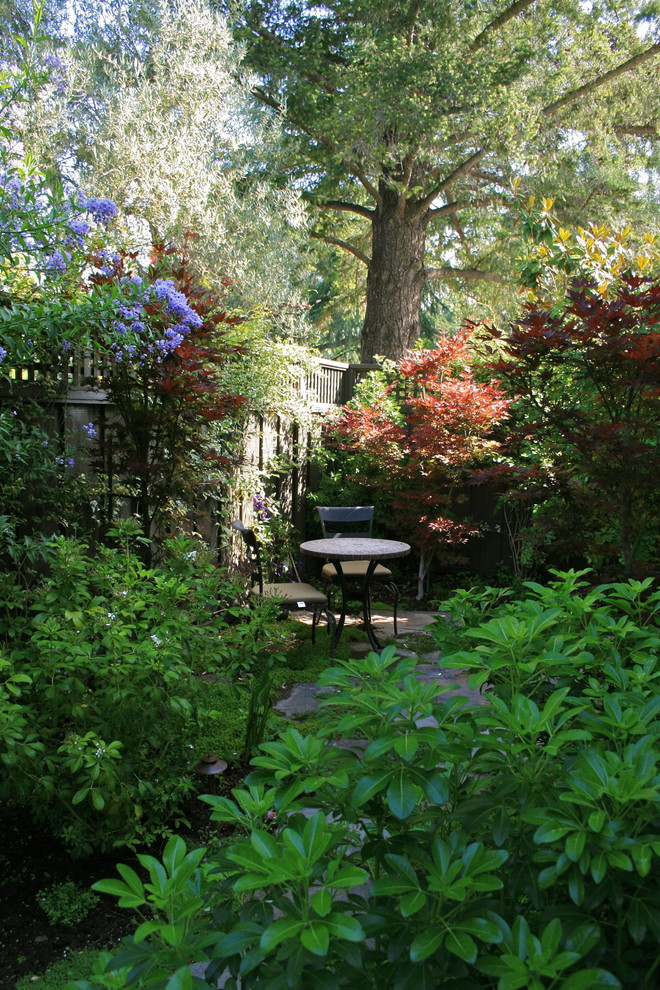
[83,571,659,988]
[0,402,94,547]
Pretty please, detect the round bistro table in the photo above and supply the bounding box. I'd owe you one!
[300,537,410,653]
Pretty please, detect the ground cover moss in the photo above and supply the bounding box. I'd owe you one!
[15,948,106,990]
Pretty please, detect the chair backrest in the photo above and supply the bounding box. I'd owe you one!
[231,519,264,593]
[317,506,374,539]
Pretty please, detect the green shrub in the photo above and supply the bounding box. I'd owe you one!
[0,528,285,854]
[37,881,99,927]
[80,572,659,989]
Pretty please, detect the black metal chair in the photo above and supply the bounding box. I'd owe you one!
[231,520,335,644]
[316,506,400,635]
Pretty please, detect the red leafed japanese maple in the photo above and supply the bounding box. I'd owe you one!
[487,272,660,575]
[328,329,510,597]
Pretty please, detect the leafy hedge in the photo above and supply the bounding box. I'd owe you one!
[79,571,659,988]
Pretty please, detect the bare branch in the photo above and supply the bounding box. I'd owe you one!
[469,168,511,187]
[311,231,371,266]
[406,1,421,45]
[614,123,658,139]
[397,148,419,213]
[418,266,507,286]
[470,0,538,52]
[451,210,468,247]
[413,150,487,216]
[318,200,375,219]
[349,164,382,205]
[543,43,660,117]
[428,194,507,217]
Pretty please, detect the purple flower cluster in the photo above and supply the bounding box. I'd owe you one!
[252,494,272,522]
[95,248,122,277]
[110,277,202,364]
[45,249,69,272]
[44,53,66,72]
[82,422,97,440]
[151,280,203,328]
[0,347,7,363]
[82,196,117,225]
[1,173,23,210]
[41,197,117,278]
[56,456,75,469]
[43,53,68,95]
[64,219,91,248]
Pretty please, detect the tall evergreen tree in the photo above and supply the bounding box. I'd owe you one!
[228,0,660,360]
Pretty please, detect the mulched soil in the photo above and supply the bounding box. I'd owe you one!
[0,766,247,990]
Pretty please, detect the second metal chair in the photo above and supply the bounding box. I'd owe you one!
[316,506,400,635]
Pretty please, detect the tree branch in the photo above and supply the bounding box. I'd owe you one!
[614,123,658,139]
[349,164,382,205]
[318,200,375,219]
[469,168,510,187]
[311,231,371,266]
[470,0,538,52]
[247,21,337,94]
[412,150,487,217]
[418,266,507,286]
[406,1,421,45]
[543,43,660,117]
[428,194,507,217]
[397,148,419,213]
[251,85,336,153]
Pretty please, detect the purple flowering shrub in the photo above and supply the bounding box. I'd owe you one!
[98,271,204,366]
[0,163,114,280]
[0,142,248,554]
[0,165,124,376]
[82,246,247,550]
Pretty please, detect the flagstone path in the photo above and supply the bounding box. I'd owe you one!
[275,609,486,718]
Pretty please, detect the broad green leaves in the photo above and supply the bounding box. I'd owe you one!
[85,573,658,988]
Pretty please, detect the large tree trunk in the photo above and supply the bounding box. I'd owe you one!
[361,186,428,363]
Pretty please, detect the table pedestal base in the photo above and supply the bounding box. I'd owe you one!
[330,559,381,655]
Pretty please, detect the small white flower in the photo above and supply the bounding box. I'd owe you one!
[95,747,105,758]
[151,634,162,647]
[184,550,198,561]
[107,612,115,621]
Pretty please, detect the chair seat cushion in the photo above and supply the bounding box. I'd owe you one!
[250,583,328,607]
[322,561,393,580]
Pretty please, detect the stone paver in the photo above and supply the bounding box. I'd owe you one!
[278,610,486,717]
[273,682,334,717]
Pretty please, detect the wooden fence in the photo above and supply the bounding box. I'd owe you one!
[1,356,377,544]
[2,355,510,575]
